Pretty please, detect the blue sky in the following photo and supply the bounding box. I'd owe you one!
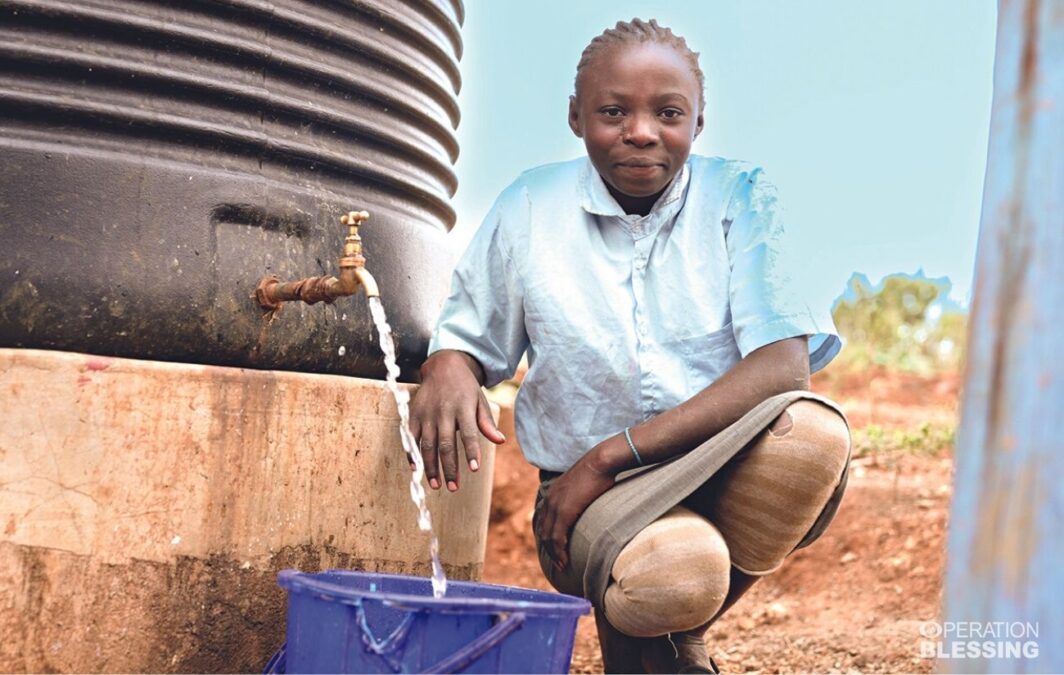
[449,0,997,311]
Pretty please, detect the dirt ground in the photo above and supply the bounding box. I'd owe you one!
[482,367,960,673]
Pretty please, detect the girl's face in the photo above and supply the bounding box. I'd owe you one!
[569,42,704,203]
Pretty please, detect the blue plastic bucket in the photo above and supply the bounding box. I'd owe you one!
[267,570,591,674]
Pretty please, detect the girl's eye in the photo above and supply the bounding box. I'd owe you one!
[600,107,624,118]
[660,109,684,120]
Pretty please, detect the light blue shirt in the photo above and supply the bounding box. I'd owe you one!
[429,155,841,472]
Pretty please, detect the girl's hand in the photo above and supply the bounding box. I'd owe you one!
[410,350,505,491]
[536,440,623,570]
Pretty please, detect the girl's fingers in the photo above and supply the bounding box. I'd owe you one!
[419,425,441,489]
[458,408,482,472]
[551,520,568,569]
[437,419,459,491]
[477,391,506,444]
[540,502,559,566]
[542,497,570,569]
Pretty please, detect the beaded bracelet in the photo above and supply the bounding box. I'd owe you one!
[623,427,644,466]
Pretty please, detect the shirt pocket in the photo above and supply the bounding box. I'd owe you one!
[671,322,743,386]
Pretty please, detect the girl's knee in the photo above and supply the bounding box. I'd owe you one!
[603,506,730,637]
[775,399,851,471]
[747,399,850,495]
[700,399,851,574]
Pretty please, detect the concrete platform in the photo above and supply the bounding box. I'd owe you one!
[0,348,494,672]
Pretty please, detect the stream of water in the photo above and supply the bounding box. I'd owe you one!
[367,296,448,598]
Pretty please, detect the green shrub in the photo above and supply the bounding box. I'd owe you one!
[831,272,967,375]
[852,422,955,459]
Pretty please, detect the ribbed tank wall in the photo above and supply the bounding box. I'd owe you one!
[0,0,465,381]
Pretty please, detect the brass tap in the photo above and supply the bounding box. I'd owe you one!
[255,210,380,314]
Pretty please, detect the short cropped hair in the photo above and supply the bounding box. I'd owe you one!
[574,18,706,110]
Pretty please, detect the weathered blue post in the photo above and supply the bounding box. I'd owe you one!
[945,0,1063,672]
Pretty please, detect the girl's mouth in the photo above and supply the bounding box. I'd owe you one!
[617,164,663,178]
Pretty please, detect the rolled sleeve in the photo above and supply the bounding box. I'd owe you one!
[724,167,841,373]
[428,189,529,388]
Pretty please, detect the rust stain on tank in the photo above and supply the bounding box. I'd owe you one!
[248,311,277,364]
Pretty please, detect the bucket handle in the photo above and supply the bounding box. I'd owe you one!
[421,612,526,674]
[262,613,526,674]
[263,644,285,674]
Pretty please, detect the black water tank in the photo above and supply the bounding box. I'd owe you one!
[0,0,463,381]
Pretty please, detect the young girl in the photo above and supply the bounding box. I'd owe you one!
[411,18,851,674]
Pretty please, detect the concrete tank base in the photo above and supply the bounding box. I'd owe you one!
[0,349,495,673]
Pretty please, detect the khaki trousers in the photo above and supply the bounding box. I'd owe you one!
[534,392,851,637]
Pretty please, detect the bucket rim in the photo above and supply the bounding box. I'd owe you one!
[278,569,591,617]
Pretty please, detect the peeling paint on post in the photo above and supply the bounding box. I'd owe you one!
[945,1,1063,672]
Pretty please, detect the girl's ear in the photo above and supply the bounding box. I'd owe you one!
[568,95,583,138]
[694,111,705,138]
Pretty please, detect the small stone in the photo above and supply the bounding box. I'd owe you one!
[840,551,858,564]
[765,601,788,623]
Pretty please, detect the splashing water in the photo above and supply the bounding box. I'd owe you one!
[368,296,447,598]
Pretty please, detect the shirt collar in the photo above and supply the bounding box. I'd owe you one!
[579,157,691,219]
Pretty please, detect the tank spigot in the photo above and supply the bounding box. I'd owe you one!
[255,210,380,314]
[339,210,369,263]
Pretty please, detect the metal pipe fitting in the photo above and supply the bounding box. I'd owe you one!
[255,210,380,315]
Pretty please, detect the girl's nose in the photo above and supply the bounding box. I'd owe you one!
[623,114,658,146]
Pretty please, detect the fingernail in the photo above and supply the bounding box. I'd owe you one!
[429,478,439,489]
[447,480,458,492]
[470,459,480,471]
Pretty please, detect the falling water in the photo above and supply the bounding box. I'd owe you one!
[367,296,447,598]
